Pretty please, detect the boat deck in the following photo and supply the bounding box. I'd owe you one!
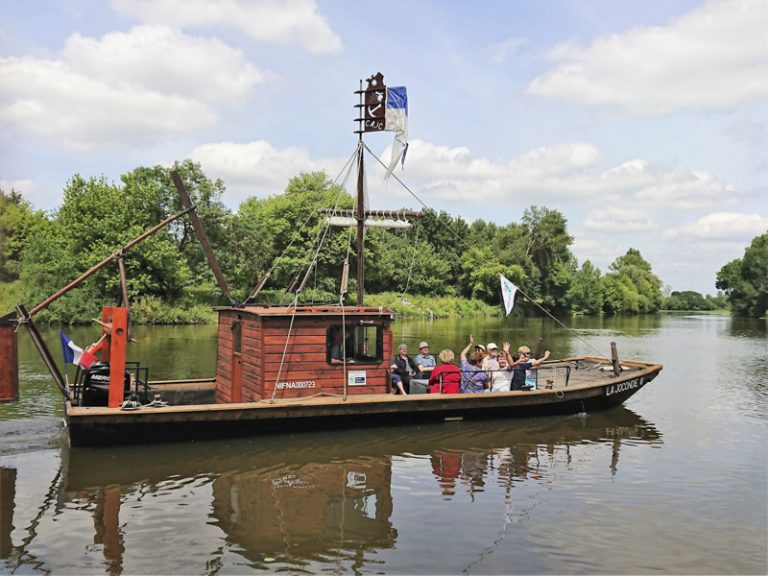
[67,358,653,416]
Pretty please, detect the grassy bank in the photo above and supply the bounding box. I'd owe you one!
[364,292,500,318]
[1,283,499,323]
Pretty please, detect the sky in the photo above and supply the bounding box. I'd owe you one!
[1,0,766,295]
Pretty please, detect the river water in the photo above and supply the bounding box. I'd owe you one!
[1,314,766,574]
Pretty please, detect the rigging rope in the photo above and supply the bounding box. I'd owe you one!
[361,141,606,359]
[247,146,359,303]
[269,293,299,404]
[270,146,362,401]
[400,218,420,297]
[286,141,360,306]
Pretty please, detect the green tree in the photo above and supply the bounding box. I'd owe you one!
[567,260,604,314]
[458,245,525,303]
[520,206,575,313]
[663,290,716,311]
[603,248,663,314]
[716,232,768,317]
[18,161,230,321]
[230,172,354,300]
[0,188,46,281]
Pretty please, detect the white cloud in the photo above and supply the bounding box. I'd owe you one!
[187,138,739,220]
[663,212,768,241]
[111,0,343,55]
[584,207,656,232]
[61,25,262,103]
[377,140,734,212]
[0,25,263,148]
[527,0,768,114]
[0,56,217,148]
[188,140,346,202]
[0,179,37,199]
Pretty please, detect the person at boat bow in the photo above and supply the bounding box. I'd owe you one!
[390,343,418,395]
[459,335,489,394]
[511,347,550,391]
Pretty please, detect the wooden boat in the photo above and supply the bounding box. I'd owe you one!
[66,350,661,446]
[0,74,663,446]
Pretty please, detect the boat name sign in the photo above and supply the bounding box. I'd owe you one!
[275,380,316,390]
[605,377,643,397]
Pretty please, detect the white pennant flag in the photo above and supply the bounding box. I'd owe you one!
[500,274,518,316]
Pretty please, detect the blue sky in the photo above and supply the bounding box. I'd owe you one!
[1,0,766,294]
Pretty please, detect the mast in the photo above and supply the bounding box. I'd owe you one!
[352,72,414,305]
[356,134,365,305]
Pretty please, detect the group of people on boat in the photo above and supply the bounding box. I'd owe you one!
[390,335,550,395]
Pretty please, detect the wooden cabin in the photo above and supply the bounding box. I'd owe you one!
[214,305,395,403]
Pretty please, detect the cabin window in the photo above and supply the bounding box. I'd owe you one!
[327,324,382,365]
[233,317,242,354]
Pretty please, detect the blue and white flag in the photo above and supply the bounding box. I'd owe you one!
[500,274,518,316]
[384,86,408,180]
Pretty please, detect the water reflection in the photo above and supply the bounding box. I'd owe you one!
[2,408,661,574]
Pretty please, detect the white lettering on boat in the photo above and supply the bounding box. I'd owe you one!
[271,474,313,489]
[275,380,316,390]
[605,377,642,397]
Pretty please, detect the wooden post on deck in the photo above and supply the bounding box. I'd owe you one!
[0,314,18,403]
[611,341,622,377]
[101,306,128,408]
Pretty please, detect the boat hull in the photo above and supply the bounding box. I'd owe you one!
[67,359,662,446]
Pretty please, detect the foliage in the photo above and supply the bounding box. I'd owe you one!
[0,188,47,281]
[17,161,231,323]
[567,260,603,314]
[365,292,499,318]
[662,290,727,311]
[716,232,768,317]
[131,295,214,324]
[1,162,683,322]
[519,206,575,313]
[0,280,22,314]
[232,172,354,299]
[600,248,663,314]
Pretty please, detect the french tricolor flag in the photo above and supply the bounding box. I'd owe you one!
[60,332,98,369]
[384,86,408,179]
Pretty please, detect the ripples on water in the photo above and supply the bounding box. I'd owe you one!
[1,315,766,574]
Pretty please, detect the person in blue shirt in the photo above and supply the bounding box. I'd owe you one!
[414,341,436,379]
[511,349,550,390]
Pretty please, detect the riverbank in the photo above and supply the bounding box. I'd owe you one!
[2,281,747,324]
[0,284,499,324]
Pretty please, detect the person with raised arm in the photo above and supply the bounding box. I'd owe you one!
[459,334,488,394]
[511,347,550,391]
[489,341,523,392]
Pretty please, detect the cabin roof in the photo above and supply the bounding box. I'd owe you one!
[214,304,396,319]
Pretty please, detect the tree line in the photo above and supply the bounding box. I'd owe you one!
[0,160,764,322]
